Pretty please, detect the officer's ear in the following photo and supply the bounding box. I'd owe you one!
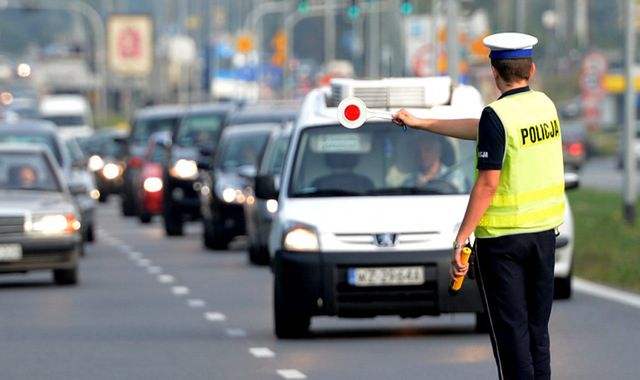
[529,62,536,81]
[491,66,499,83]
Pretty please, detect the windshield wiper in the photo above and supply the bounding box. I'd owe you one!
[291,188,363,197]
[367,187,452,195]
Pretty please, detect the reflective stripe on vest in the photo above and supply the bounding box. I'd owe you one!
[476,90,565,237]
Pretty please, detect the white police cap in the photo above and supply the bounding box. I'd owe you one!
[483,32,538,59]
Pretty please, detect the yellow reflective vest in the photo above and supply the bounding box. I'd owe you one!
[475,90,565,238]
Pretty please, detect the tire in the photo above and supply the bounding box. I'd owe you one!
[53,248,79,286]
[203,219,216,250]
[139,213,152,224]
[475,312,490,334]
[163,205,184,236]
[554,275,572,300]
[274,277,310,339]
[249,243,270,266]
[87,223,95,242]
[98,192,107,203]
[121,191,135,216]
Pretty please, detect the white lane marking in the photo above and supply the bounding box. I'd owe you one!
[225,328,247,337]
[204,312,227,322]
[147,266,163,274]
[118,244,131,251]
[574,278,640,309]
[136,258,151,267]
[277,369,307,379]
[128,251,143,259]
[249,347,275,358]
[172,286,190,296]
[187,299,206,308]
[157,275,176,284]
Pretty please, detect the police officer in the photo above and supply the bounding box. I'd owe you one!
[393,33,564,380]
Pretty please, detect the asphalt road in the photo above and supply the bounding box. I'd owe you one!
[578,156,640,192]
[1,200,640,380]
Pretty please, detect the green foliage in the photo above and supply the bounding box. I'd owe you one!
[568,189,640,292]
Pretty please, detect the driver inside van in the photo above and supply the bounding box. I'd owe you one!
[386,134,445,187]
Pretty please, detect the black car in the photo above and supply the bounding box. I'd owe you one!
[84,129,128,202]
[162,103,237,236]
[121,105,186,217]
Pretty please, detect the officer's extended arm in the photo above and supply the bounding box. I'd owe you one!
[393,108,479,140]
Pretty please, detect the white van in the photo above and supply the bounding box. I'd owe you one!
[39,95,94,138]
[257,77,576,338]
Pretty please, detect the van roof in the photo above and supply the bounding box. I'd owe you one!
[39,95,90,114]
[297,77,484,129]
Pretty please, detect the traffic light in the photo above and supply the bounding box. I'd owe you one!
[297,0,310,14]
[400,0,413,16]
[271,30,287,67]
[347,0,360,20]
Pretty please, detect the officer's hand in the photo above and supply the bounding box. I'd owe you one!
[392,109,420,128]
[450,247,469,279]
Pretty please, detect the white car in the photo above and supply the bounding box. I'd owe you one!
[257,77,576,338]
[39,94,95,138]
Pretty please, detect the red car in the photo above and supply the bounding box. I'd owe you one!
[138,132,170,223]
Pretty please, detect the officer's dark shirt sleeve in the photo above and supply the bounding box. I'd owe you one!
[476,107,505,170]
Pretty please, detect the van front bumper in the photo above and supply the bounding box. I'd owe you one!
[273,249,484,318]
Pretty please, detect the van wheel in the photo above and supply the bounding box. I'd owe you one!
[554,275,572,300]
[249,244,270,265]
[475,312,490,334]
[274,278,310,339]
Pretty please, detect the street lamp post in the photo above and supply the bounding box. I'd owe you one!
[623,0,637,224]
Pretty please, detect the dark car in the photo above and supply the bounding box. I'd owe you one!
[244,124,294,265]
[121,105,186,217]
[162,103,237,236]
[199,123,276,250]
[84,129,128,202]
[561,119,589,171]
[0,144,83,285]
[139,132,171,224]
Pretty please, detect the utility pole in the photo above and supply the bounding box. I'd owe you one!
[623,0,637,224]
[516,0,526,33]
[447,0,459,86]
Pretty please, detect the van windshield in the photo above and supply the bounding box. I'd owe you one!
[175,113,225,148]
[42,115,87,127]
[288,123,475,197]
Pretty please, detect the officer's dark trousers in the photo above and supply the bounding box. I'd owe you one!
[475,229,556,380]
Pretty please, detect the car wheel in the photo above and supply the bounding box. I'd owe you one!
[554,275,572,300]
[274,277,310,339]
[203,218,216,250]
[87,223,95,242]
[139,213,152,224]
[121,191,136,217]
[98,191,108,203]
[53,245,79,285]
[163,205,183,236]
[249,243,270,266]
[475,312,490,334]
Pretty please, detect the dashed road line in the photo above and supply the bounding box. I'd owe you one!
[249,347,275,358]
[225,328,247,337]
[147,266,163,274]
[204,312,227,322]
[158,274,176,284]
[187,299,206,308]
[277,369,307,379]
[136,258,151,267]
[171,286,190,296]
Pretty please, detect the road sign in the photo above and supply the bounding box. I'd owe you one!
[108,15,153,76]
[337,97,397,129]
[236,34,254,54]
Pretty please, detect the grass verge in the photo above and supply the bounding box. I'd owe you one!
[568,188,640,292]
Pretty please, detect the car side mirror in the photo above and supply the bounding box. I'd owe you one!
[254,174,278,200]
[564,172,579,191]
[68,182,87,196]
[197,160,212,171]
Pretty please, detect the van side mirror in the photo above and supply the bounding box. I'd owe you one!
[254,174,279,200]
[564,172,579,191]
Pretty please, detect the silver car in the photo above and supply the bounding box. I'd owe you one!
[0,144,83,285]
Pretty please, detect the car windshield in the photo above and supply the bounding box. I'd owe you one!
[132,116,181,144]
[0,151,61,192]
[175,113,225,148]
[42,115,87,127]
[0,133,63,166]
[261,134,290,175]
[288,123,475,197]
[216,130,271,171]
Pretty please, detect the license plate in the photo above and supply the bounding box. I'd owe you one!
[0,244,22,261]
[348,266,425,287]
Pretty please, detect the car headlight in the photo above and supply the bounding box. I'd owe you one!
[88,155,105,172]
[90,189,100,200]
[266,199,278,213]
[283,224,319,252]
[220,187,246,204]
[143,177,163,193]
[170,159,198,180]
[102,163,122,180]
[26,213,81,235]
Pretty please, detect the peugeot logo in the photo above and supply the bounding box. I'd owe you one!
[374,233,398,247]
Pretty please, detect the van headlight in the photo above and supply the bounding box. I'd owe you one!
[283,224,319,252]
[169,159,198,180]
[102,163,122,180]
[26,214,81,235]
